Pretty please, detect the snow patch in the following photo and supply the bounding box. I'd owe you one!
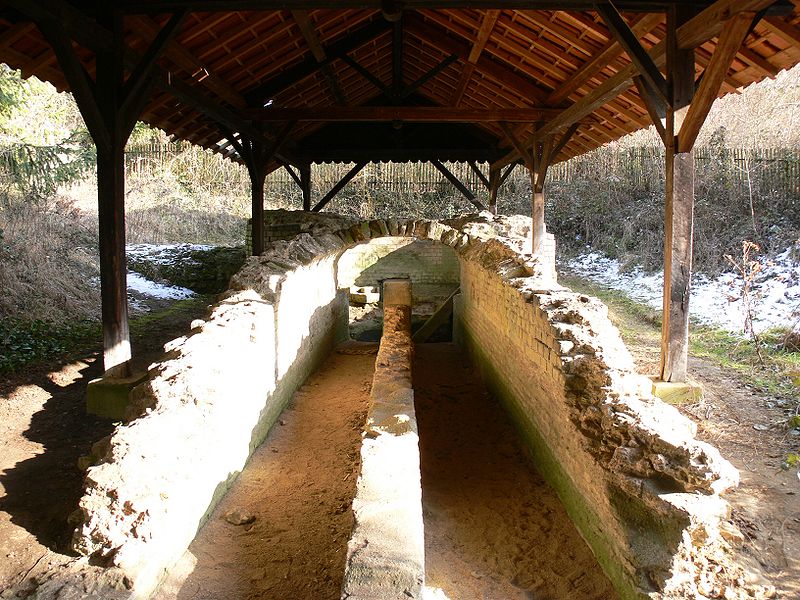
[566,248,800,334]
[127,272,194,301]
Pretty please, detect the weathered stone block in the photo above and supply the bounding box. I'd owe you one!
[86,371,150,420]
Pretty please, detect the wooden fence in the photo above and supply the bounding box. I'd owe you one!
[122,142,800,200]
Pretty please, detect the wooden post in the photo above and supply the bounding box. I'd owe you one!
[300,163,312,210]
[661,6,696,382]
[38,7,185,376]
[488,167,501,214]
[531,136,553,255]
[249,153,267,256]
[95,10,132,376]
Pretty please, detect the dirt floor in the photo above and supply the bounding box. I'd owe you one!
[564,276,800,599]
[414,343,618,600]
[0,297,211,596]
[159,347,374,600]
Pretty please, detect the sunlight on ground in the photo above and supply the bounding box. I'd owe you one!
[423,585,452,599]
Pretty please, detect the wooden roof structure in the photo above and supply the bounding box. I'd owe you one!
[2,0,800,384]
[1,1,799,169]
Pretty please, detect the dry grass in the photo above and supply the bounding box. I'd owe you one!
[0,191,99,321]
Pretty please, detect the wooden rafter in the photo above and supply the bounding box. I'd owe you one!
[292,10,346,104]
[451,9,499,105]
[596,2,668,101]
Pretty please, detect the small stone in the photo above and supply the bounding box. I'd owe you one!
[753,424,769,431]
[224,510,256,525]
[279,420,287,426]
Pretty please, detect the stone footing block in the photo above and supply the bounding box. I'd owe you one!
[651,377,703,405]
[86,371,149,420]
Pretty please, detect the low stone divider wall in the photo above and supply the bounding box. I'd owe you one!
[341,279,425,600]
[67,211,752,600]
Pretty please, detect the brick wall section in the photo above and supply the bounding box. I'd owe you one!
[454,240,742,599]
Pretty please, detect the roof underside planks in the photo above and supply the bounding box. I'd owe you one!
[1,1,799,170]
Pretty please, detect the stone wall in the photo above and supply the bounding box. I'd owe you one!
[342,280,425,600]
[67,211,751,600]
[454,240,744,599]
[72,232,349,598]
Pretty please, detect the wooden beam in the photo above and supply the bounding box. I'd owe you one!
[392,17,403,97]
[244,19,392,106]
[545,14,664,105]
[292,10,346,104]
[119,10,188,134]
[312,161,367,211]
[451,9,500,106]
[499,162,517,186]
[251,105,563,122]
[121,1,795,15]
[95,9,131,377]
[468,160,490,189]
[549,122,580,162]
[405,14,549,104]
[596,2,668,102]
[35,19,110,150]
[341,54,391,95]
[499,121,534,167]
[488,167,501,214]
[300,163,312,210]
[679,12,754,152]
[128,14,246,109]
[283,163,302,187]
[431,159,487,211]
[633,74,667,143]
[660,4,696,383]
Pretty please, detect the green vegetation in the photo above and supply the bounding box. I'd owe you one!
[0,317,98,375]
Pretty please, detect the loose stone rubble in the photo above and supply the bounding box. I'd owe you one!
[39,210,769,600]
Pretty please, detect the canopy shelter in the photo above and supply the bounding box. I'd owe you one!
[1,0,799,383]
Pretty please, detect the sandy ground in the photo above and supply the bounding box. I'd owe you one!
[160,347,375,600]
[414,343,618,600]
